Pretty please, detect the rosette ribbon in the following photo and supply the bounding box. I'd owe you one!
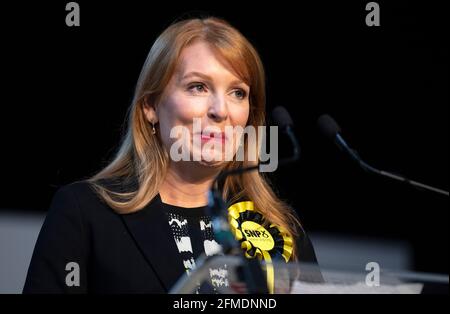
[227,201,294,294]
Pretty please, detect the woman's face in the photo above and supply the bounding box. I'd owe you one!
[145,41,250,168]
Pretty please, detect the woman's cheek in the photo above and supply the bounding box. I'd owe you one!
[157,94,209,152]
[231,103,250,128]
[170,94,210,123]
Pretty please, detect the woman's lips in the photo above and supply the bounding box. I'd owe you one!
[199,132,226,144]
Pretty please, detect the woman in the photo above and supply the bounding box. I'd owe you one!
[23,17,321,294]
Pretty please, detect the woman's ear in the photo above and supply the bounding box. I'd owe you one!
[142,96,159,124]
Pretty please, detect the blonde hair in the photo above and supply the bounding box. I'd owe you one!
[89,17,301,256]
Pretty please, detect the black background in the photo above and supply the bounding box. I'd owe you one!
[1,1,448,274]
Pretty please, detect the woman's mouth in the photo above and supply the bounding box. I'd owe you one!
[200,131,226,144]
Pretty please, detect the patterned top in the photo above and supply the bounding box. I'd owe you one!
[162,202,229,293]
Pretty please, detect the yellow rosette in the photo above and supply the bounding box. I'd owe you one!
[227,201,294,294]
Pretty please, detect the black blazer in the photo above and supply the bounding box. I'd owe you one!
[23,181,321,293]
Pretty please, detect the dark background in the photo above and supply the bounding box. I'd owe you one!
[1,1,448,273]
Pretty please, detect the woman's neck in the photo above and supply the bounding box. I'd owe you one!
[158,162,221,208]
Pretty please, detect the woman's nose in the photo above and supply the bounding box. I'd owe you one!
[207,94,228,122]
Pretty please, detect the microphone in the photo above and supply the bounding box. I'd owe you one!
[272,106,301,164]
[317,114,449,197]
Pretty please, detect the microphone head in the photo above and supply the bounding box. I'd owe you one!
[317,114,341,141]
[272,106,294,130]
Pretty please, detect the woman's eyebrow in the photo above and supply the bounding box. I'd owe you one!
[182,71,213,82]
[229,79,248,88]
[181,71,248,87]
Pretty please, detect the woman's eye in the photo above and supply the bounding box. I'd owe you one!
[188,83,207,93]
[233,89,247,99]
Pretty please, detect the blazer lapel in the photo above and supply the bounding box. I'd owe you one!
[120,195,186,292]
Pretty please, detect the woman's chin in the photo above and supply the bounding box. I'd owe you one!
[197,152,228,168]
[183,147,232,169]
[197,158,227,168]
